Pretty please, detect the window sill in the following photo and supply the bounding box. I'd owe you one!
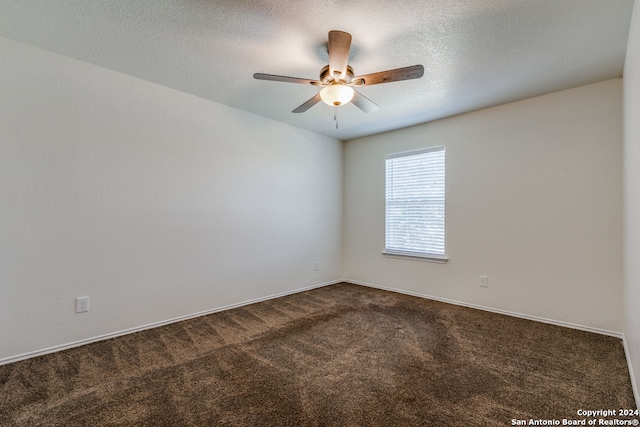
[382,251,449,263]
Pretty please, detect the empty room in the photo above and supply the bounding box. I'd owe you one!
[1,1,639,425]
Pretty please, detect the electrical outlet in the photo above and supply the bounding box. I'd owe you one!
[479,276,488,288]
[314,261,320,271]
[76,296,89,313]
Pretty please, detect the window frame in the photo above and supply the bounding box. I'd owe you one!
[383,146,448,263]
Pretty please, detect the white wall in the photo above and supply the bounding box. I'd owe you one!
[344,79,623,334]
[624,0,640,405]
[0,37,343,363]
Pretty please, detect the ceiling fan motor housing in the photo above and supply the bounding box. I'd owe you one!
[320,65,354,84]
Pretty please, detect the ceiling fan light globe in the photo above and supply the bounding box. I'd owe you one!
[320,84,355,107]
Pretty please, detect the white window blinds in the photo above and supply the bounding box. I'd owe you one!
[385,147,445,258]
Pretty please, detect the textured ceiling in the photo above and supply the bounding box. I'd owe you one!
[0,0,634,140]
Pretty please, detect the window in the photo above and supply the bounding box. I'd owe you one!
[385,146,446,261]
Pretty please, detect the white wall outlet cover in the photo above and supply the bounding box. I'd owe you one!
[480,276,489,288]
[75,296,90,313]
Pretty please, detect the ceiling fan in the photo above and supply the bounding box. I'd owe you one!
[253,30,424,114]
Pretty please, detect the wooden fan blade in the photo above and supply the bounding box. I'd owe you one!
[253,73,321,86]
[328,30,352,79]
[292,93,322,113]
[352,65,424,86]
[352,90,379,113]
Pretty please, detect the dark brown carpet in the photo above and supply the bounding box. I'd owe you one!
[0,282,636,426]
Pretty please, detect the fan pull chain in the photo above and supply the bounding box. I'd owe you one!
[334,108,339,130]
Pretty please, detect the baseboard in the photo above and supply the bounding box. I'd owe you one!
[346,279,623,338]
[2,277,629,371]
[622,334,640,408]
[0,279,343,366]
